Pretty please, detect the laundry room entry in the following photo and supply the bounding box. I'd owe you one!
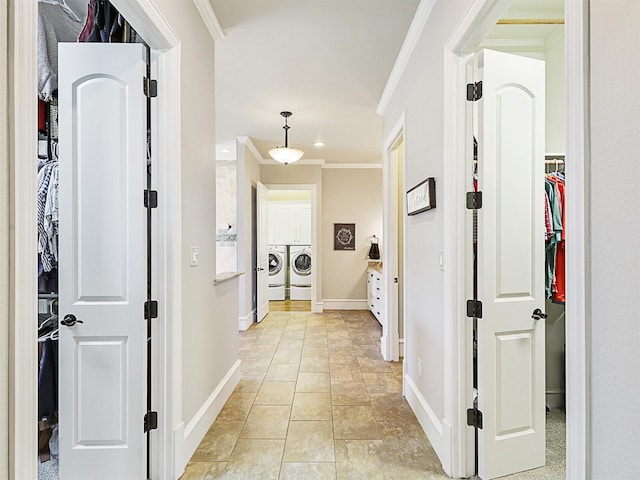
[267,190,312,310]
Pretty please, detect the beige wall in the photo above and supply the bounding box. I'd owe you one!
[0,0,8,477]
[590,0,640,475]
[545,26,565,154]
[261,164,322,186]
[322,169,383,301]
[150,0,239,430]
[260,165,383,307]
[382,0,472,427]
[237,140,262,324]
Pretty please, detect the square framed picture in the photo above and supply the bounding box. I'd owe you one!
[407,177,436,215]
[334,223,355,250]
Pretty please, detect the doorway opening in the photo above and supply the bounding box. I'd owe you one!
[466,3,566,478]
[267,189,312,312]
[255,184,318,321]
[10,1,182,478]
[442,0,587,477]
[382,119,405,363]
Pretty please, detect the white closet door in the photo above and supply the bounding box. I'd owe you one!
[476,49,546,479]
[256,182,270,321]
[58,43,147,480]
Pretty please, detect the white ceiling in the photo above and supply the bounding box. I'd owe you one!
[64,0,562,165]
[211,0,420,164]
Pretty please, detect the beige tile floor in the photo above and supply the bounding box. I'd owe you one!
[181,310,447,480]
[181,310,566,480]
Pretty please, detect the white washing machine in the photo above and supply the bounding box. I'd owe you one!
[268,245,286,301]
[290,245,312,300]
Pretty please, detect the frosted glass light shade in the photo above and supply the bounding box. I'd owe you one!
[268,146,304,165]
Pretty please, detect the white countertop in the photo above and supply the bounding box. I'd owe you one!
[213,271,244,284]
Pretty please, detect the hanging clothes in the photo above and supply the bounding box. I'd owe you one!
[84,0,125,43]
[544,171,565,304]
[37,161,59,272]
[78,0,96,42]
[37,1,82,101]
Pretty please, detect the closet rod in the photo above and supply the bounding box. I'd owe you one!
[497,19,564,25]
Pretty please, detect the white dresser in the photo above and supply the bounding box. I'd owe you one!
[367,265,384,324]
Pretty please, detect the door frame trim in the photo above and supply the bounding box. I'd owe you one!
[381,113,405,362]
[8,1,182,479]
[443,0,589,477]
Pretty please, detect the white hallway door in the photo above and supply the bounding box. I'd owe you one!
[58,43,147,480]
[256,181,269,322]
[476,49,546,479]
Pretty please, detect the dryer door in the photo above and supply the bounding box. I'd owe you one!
[292,252,311,277]
[269,252,283,276]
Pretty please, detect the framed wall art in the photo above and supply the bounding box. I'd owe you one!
[406,177,436,215]
[334,223,355,250]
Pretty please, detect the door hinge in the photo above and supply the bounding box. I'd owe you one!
[144,77,158,98]
[467,408,483,429]
[466,191,483,209]
[466,299,482,318]
[466,81,483,101]
[144,190,158,208]
[144,411,158,432]
[144,300,158,319]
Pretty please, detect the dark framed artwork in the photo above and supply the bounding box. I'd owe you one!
[334,223,355,250]
[407,177,436,215]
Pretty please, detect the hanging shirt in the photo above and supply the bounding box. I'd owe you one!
[545,179,561,297]
[37,1,83,101]
[44,163,59,263]
[551,177,566,303]
[37,162,57,272]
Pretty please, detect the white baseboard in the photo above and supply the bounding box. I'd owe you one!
[173,422,185,480]
[180,359,241,471]
[322,299,368,310]
[238,310,255,331]
[546,388,565,409]
[313,301,324,313]
[404,374,445,463]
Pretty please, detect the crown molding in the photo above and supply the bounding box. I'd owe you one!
[322,163,383,169]
[236,136,263,163]
[377,0,437,116]
[192,0,225,41]
[260,158,326,166]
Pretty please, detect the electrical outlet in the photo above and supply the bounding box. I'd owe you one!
[417,357,423,378]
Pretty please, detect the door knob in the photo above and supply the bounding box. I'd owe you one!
[531,308,548,321]
[256,267,265,272]
[61,314,84,327]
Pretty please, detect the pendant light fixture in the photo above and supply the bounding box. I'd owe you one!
[268,111,304,165]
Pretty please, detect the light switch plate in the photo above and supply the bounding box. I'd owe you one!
[190,247,199,267]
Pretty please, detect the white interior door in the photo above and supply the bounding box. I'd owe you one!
[382,143,400,361]
[256,182,269,321]
[476,49,546,479]
[58,43,147,480]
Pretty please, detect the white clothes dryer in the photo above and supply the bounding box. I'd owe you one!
[290,245,311,300]
[268,245,286,285]
[268,245,286,301]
